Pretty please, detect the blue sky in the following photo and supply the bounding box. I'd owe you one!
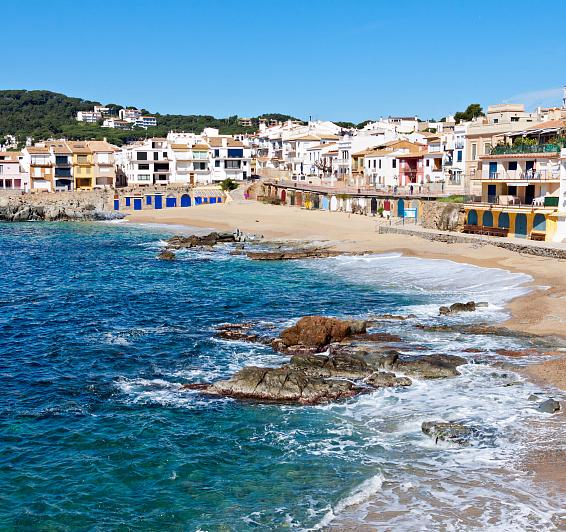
[2,0,565,122]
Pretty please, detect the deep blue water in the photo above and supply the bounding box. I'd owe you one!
[1,222,563,531]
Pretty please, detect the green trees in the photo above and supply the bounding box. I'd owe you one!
[454,104,484,123]
[219,178,238,191]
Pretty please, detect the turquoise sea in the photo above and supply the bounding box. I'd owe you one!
[1,221,565,530]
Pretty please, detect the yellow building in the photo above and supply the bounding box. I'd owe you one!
[68,141,94,189]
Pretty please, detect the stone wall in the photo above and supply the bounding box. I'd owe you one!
[378,226,566,260]
[420,201,466,232]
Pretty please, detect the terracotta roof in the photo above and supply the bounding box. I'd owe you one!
[0,151,20,160]
[319,134,340,140]
[525,119,566,131]
[45,141,72,154]
[27,146,50,154]
[88,140,117,152]
[291,134,321,141]
[307,142,337,151]
[192,144,209,151]
[67,142,92,154]
[170,143,189,150]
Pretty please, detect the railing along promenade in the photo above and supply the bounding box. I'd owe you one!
[264,179,448,199]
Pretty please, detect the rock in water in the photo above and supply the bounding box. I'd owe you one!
[537,399,561,414]
[206,366,364,404]
[422,421,477,446]
[279,316,366,352]
[439,301,482,316]
[158,250,176,261]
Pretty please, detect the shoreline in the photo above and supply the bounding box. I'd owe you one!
[125,200,566,498]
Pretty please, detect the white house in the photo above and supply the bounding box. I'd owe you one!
[208,137,252,181]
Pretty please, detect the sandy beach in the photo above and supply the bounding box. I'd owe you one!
[127,197,566,492]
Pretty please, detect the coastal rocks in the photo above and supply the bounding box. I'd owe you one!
[204,366,365,404]
[215,323,263,343]
[158,249,176,261]
[537,399,561,414]
[394,354,466,379]
[439,301,487,316]
[244,249,348,260]
[422,421,478,446]
[278,316,366,352]
[166,232,237,249]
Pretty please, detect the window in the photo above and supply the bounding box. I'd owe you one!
[138,164,149,170]
[214,150,220,157]
[457,150,462,162]
[163,152,167,159]
[508,161,518,171]
[484,143,491,155]
[138,174,151,181]
[471,143,477,160]
[0,166,2,174]
[137,152,147,161]
[511,117,519,122]
[378,159,381,169]
[153,152,159,161]
[77,155,88,164]
[227,149,243,158]
[215,160,220,167]
[493,118,499,123]
[426,159,430,167]
[392,159,397,169]
[225,160,241,169]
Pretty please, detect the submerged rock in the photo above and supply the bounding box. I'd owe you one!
[244,249,348,260]
[422,421,477,446]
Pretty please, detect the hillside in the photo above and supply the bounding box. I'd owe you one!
[0,90,302,146]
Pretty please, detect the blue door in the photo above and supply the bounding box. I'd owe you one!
[166,196,177,208]
[181,194,191,207]
[195,197,203,205]
[113,199,120,211]
[125,197,131,207]
[154,195,163,209]
[210,197,216,204]
[146,196,152,205]
[482,210,493,227]
[133,198,142,211]
[533,213,546,232]
[498,212,510,229]
[514,213,527,238]
[397,198,405,217]
[487,184,497,202]
[217,197,222,203]
[321,196,329,210]
[467,209,478,225]
[489,162,498,179]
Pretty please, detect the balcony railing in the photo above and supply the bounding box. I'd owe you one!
[490,142,565,155]
[484,170,558,181]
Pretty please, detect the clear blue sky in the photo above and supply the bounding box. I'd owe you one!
[3,0,565,122]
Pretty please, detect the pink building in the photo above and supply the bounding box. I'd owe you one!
[0,152,28,190]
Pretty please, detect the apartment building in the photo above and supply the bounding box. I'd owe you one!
[46,141,73,190]
[169,143,210,185]
[208,137,252,182]
[22,146,53,191]
[67,142,94,189]
[89,140,118,188]
[0,152,28,190]
[122,138,170,186]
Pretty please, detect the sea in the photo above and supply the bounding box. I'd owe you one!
[1,221,565,531]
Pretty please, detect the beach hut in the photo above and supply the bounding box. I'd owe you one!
[195,196,203,205]
[330,196,338,211]
[113,199,120,210]
[133,197,143,211]
[321,196,329,210]
[166,195,177,208]
[180,194,191,207]
[210,197,217,204]
[295,191,303,207]
[312,194,320,209]
[154,193,163,209]
[280,189,287,203]
[217,196,222,203]
[145,194,153,206]
[125,196,132,208]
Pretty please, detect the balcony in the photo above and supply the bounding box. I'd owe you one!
[490,142,565,155]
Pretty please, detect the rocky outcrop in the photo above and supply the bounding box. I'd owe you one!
[166,232,237,249]
[215,323,263,343]
[277,316,366,353]
[244,249,349,260]
[439,301,487,316]
[158,250,176,261]
[0,192,122,222]
[537,398,561,414]
[420,201,466,232]
[422,421,478,446]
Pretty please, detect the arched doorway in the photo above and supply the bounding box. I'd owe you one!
[482,211,493,227]
[467,209,478,225]
[166,195,177,208]
[330,196,338,211]
[498,212,510,229]
[280,189,286,203]
[289,191,295,206]
[397,198,405,217]
[313,195,320,209]
[533,213,546,232]
[181,194,191,207]
[322,196,330,210]
[514,213,527,238]
[295,191,303,207]
[370,198,377,214]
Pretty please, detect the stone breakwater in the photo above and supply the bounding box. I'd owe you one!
[0,191,122,222]
[378,225,566,260]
